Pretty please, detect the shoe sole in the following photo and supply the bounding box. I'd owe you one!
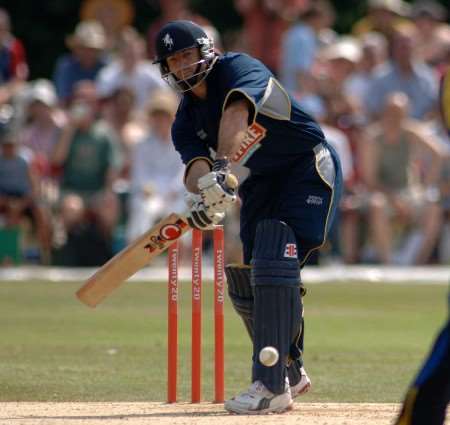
[224,400,294,415]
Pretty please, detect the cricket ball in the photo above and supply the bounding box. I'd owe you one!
[259,346,279,367]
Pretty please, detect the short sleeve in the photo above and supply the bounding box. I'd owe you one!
[171,105,213,168]
[221,54,292,123]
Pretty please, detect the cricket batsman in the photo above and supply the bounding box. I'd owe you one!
[153,20,342,414]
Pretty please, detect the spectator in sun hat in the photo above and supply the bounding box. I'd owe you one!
[96,27,165,109]
[80,0,135,52]
[126,89,183,242]
[320,37,362,90]
[352,0,411,40]
[53,20,108,105]
[19,80,65,203]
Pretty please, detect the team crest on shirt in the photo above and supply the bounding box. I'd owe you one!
[163,33,174,50]
[284,243,297,258]
[232,122,267,164]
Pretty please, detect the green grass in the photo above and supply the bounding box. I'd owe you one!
[0,280,447,402]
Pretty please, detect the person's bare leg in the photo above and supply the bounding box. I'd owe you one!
[415,202,442,264]
[32,203,52,264]
[369,193,392,263]
[93,191,120,238]
[341,211,360,263]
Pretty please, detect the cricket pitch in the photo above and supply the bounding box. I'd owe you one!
[1,402,436,425]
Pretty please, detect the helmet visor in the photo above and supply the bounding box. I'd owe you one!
[161,54,216,93]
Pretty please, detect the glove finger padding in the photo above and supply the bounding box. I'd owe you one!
[188,211,225,230]
[198,172,237,215]
[185,193,225,230]
[204,188,236,214]
[185,192,210,229]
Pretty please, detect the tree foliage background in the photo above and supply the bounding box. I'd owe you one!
[0,0,448,80]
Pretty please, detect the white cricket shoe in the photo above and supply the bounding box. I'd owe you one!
[224,379,293,415]
[290,367,311,398]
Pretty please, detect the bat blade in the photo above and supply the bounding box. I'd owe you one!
[76,213,190,307]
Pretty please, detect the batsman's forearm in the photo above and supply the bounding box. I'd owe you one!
[216,101,249,159]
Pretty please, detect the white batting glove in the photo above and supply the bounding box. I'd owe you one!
[185,192,225,230]
[198,159,238,215]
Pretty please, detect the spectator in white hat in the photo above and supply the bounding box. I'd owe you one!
[96,27,165,109]
[321,37,362,89]
[19,79,65,205]
[126,90,183,242]
[53,20,108,105]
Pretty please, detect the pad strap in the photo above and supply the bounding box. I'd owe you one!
[225,264,254,339]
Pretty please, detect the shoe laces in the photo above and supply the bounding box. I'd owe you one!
[235,381,267,400]
[249,381,266,394]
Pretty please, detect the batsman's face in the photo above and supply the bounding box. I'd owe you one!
[166,47,201,80]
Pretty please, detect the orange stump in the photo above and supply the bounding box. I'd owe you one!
[166,227,225,404]
[167,241,179,403]
[191,229,202,403]
[213,226,225,403]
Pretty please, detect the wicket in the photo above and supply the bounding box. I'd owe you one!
[167,227,225,403]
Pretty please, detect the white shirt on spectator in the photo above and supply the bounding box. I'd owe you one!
[126,132,185,241]
[344,71,375,109]
[321,124,353,183]
[96,61,166,108]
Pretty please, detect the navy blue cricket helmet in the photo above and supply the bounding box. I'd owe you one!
[153,20,216,92]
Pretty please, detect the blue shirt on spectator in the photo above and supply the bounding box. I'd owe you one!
[280,23,317,93]
[366,62,438,119]
[0,154,31,197]
[53,54,107,102]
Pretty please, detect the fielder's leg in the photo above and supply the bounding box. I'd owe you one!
[395,310,450,425]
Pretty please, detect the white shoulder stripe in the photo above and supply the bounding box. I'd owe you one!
[259,77,291,121]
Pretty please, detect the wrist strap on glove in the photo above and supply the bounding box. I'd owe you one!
[212,157,230,173]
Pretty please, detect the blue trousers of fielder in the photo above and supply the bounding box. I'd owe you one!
[395,294,450,425]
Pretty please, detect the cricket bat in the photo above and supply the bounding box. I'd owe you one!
[76,174,238,308]
[76,213,190,307]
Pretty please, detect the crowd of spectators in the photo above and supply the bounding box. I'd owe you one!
[0,0,449,267]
